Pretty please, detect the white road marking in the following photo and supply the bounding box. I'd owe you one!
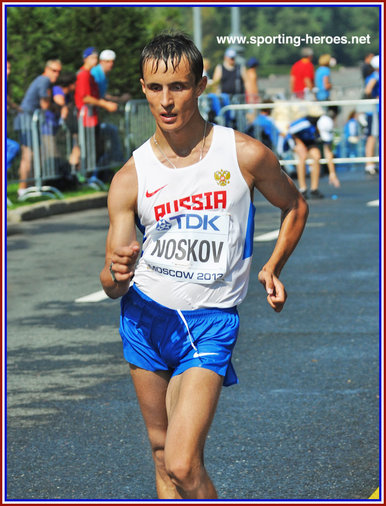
[75,290,109,303]
[254,229,280,242]
[367,199,379,207]
[254,223,326,243]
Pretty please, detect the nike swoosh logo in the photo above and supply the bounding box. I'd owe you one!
[145,185,167,198]
[193,352,219,358]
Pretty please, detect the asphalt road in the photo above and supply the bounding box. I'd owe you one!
[6,170,380,501]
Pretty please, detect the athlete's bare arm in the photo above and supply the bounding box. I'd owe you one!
[235,131,309,312]
[100,158,140,299]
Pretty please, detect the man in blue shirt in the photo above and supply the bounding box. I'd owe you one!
[91,49,116,100]
[14,59,62,198]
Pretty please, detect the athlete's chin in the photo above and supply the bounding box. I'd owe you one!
[157,117,186,133]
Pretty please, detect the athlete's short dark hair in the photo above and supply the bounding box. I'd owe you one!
[140,32,204,85]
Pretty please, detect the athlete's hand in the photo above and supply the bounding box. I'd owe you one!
[110,242,140,283]
[258,268,287,312]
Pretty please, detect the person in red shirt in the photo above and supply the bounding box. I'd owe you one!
[290,48,315,99]
[75,47,117,127]
[75,47,118,174]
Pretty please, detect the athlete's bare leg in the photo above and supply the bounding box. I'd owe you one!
[130,365,223,499]
[164,367,223,499]
[129,366,181,498]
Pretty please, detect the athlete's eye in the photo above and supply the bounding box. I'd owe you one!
[149,84,162,91]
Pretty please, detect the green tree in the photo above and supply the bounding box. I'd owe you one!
[6,5,186,101]
[6,5,380,102]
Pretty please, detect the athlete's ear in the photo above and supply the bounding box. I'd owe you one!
[140,78,146,95]
[195,76,207,98]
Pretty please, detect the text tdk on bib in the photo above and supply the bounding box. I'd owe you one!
[143,210,230,284]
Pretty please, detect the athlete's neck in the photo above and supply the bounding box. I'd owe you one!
[155,115,208,159]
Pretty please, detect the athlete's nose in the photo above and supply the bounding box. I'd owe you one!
[160,87,174,109]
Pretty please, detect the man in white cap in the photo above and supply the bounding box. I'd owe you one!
[91,49,116,100]
[212,47,246,96]
[90,49,126,163]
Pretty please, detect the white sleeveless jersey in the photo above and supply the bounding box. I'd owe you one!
[133,124,255,310]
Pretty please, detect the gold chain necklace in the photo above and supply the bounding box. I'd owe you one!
[153,121,208,169]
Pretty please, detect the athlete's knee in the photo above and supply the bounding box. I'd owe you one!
[152,445,166,469]
[147,430,167,471]
[165,456,202,492]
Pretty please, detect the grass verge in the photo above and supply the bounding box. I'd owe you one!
[7,182,109,210]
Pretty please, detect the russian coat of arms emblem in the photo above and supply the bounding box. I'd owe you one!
[214,170,231,186]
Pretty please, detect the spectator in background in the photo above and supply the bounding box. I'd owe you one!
[91,49,116,100]
[75,47,117,124]
[7,59,21,176]
[52,72,77,121]
[245,101,280,152]
[287,110,324,199]
[363,54,379,175]
[315,54,336,101]
[52,72,80,169]
[361,52,375,83]
[14,59,62,198]
[212,48,246,97]
[210,48,246,128]
[344,110,362,168]
[91,49,131,103]
[316,106,340,188]
[290,47,314,99]
[74,47,118,169]
[91,48,125,164]
[244,57,260,104]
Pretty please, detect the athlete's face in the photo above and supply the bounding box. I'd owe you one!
[140,57,206,132]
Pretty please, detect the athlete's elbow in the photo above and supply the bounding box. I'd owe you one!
[295,193,309,223]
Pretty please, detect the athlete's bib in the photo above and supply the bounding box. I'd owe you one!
[142,210,230,284]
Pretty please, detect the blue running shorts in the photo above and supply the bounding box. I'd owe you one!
[119,284,240,386]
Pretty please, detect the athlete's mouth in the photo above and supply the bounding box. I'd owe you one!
[161,112,177,118]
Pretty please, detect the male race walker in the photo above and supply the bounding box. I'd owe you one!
[100,33,308,499]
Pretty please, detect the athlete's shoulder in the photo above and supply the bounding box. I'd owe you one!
[108,157,138,211]
[234,129,269,161]
[233,129,280,186]
[113,156,137,183]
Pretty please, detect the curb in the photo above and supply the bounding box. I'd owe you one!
[7,192,108,224]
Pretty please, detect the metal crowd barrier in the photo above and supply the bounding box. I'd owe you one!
[124,99,155,156]
[7,103,130,205]
[78,105,127,190]
[216,98,380,172]
[7,95,379,205]
[7,110,66,203]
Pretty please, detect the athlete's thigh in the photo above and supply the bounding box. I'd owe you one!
[164,367,223,461]
[130,365,172,446]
